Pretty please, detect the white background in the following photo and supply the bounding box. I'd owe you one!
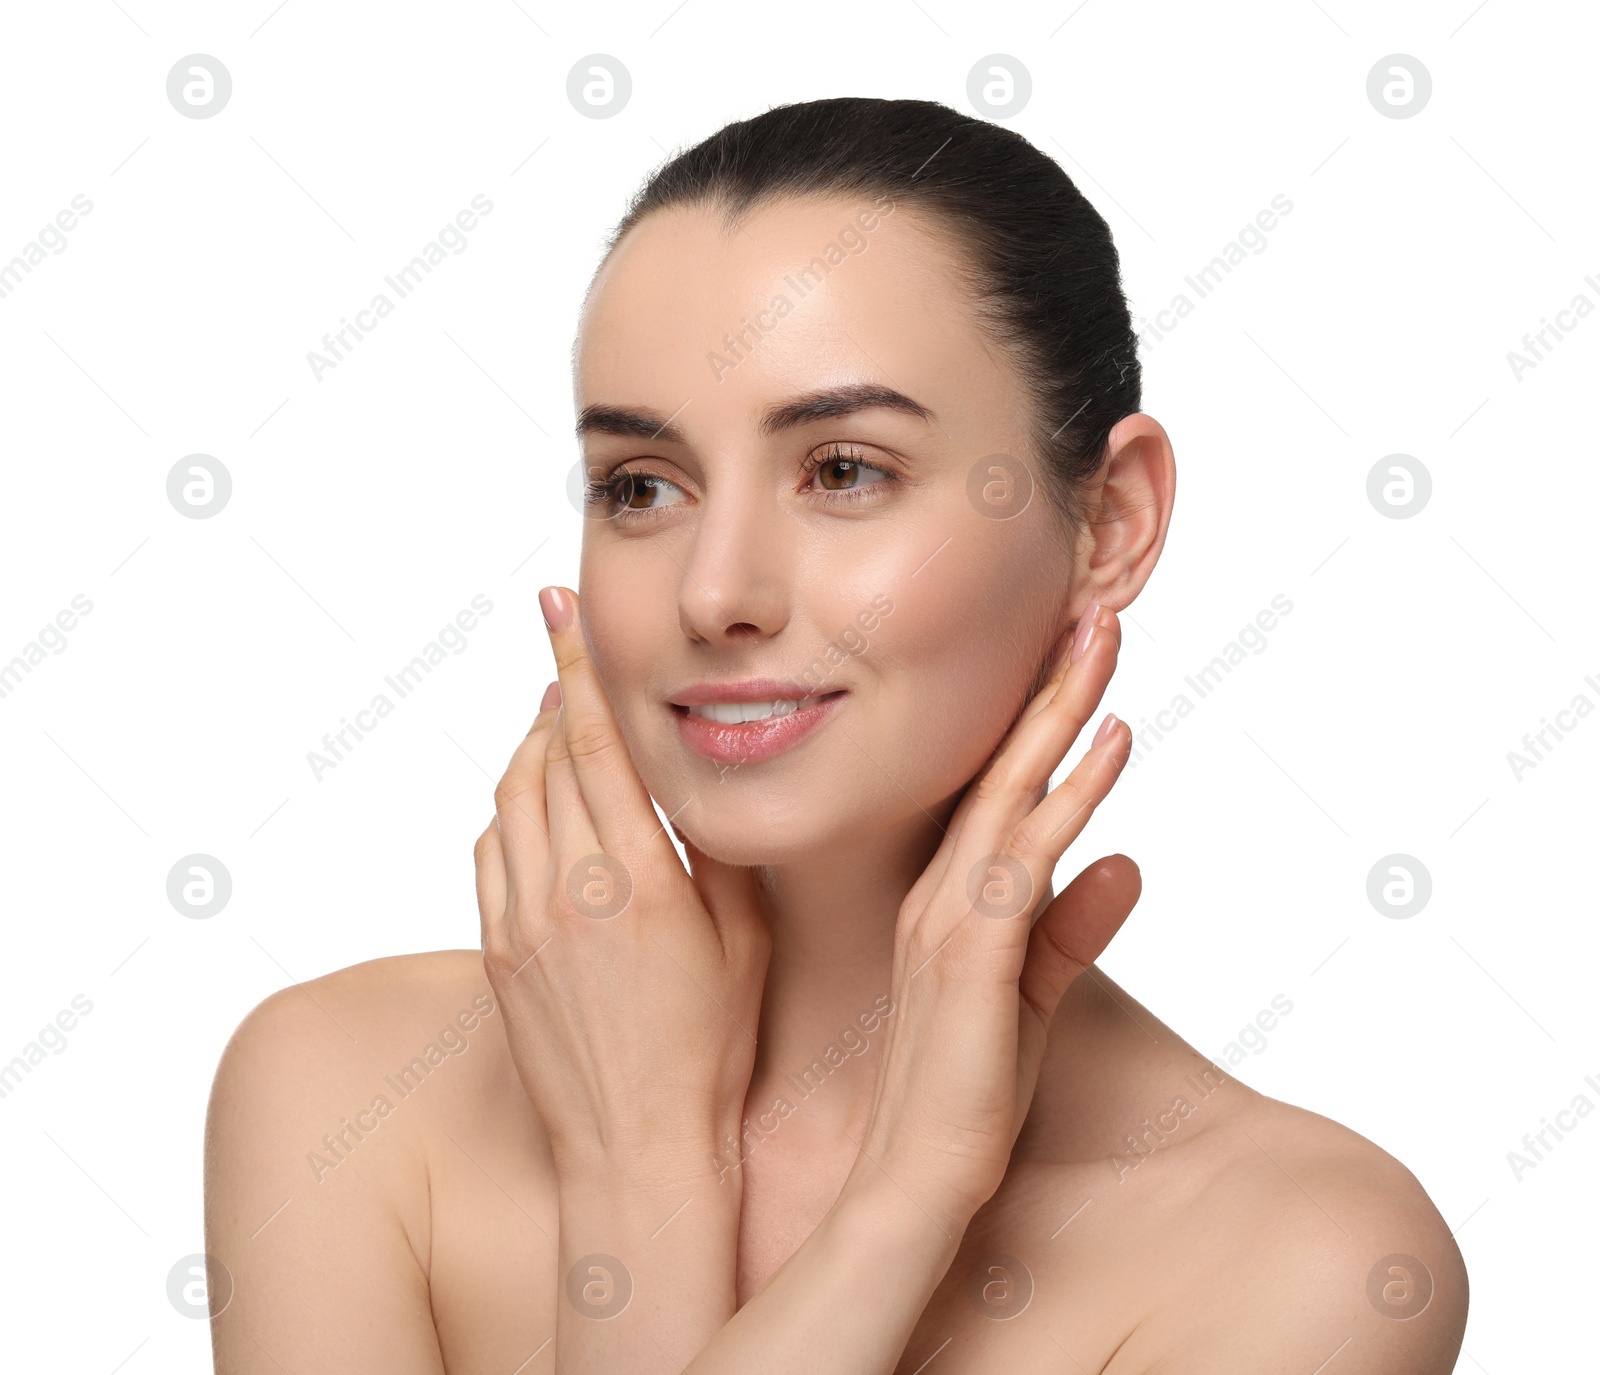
[1,0,1594,1369]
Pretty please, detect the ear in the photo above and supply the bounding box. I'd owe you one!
[1071,412,1177,616]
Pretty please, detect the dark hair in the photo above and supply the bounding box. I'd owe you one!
[598,95,1141,533]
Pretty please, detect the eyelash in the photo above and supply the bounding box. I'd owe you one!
[583,443,898,522]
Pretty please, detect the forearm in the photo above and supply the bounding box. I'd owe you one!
[553,1144,971,1375]
[555,1144,742,1373]
[679,1172,969,1375]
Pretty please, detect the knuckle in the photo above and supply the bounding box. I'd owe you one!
[1043,922,1093,971]
[1005,816,1047,860]
[551,635,588,673]
[544,718,568,761]
[493,771,539,814]
[562,720,616,763]
[480,938,517,984]
[971,760,1014,807]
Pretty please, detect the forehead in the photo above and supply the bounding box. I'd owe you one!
[573,195,1018,431]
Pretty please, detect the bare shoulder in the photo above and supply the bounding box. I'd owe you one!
[1122,1089,1469,1374]
[202,948,525,1372]
[224,945,493,1035]
[206,946,524,1193]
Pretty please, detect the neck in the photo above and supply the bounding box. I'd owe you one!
[732,796,963,1159]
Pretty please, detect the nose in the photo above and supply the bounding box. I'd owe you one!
[675,481,791,647]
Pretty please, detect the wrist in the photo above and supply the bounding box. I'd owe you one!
[835,1157,977,1256]
[553,1142,742,1354]
[554,1132,746,1201]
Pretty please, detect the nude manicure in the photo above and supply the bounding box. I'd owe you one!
[539,586,573,631]
[1070,603,1101,664]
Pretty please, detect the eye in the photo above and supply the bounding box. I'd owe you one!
[584,468,686,520]
[802,443,896,498]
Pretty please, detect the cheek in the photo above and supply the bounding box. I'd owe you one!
[852,522,1058,802]
[577,562,661,736]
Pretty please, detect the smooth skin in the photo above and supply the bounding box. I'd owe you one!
[203,194,1467,1373]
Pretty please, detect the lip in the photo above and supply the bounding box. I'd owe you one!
[668,677,832,708]
[670,689,846,765]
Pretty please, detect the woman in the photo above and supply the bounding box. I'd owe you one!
[204,97,1467,1372]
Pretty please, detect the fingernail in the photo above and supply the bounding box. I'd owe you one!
[540,679,561,711]
[1070,603,1101,664]
[539,586,572,631]
[1093,711,1118,746]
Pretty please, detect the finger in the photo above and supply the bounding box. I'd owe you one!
[1014,606,1122,741]
[948,606,1120,855]
[493,686,563,901]
[543,700,599,866]
[682,832,768,954]
[541,585,678,866]
[898,607,1120,926]
[955,606,1122,862]
[473,816,508,953]
[1017,853,1141,1027]
[1010,711,1132,887]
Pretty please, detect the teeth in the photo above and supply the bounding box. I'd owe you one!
[686,696,824,724]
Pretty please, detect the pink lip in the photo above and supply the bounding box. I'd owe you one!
[670,691,846,765]
[668,677,830,707]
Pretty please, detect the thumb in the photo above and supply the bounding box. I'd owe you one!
[1018,853,1141,1029]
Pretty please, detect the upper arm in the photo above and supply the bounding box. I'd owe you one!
[1131,1132,1469,1374]
[203,979,447,1375]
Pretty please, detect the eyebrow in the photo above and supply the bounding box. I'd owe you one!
[574,382,936,445]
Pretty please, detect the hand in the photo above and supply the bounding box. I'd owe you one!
[473,585,773,1181]
[845,603,1139,1232]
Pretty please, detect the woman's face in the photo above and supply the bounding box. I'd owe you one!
[572,194,1083,865]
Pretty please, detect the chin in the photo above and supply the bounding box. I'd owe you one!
[668,787,840,868]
